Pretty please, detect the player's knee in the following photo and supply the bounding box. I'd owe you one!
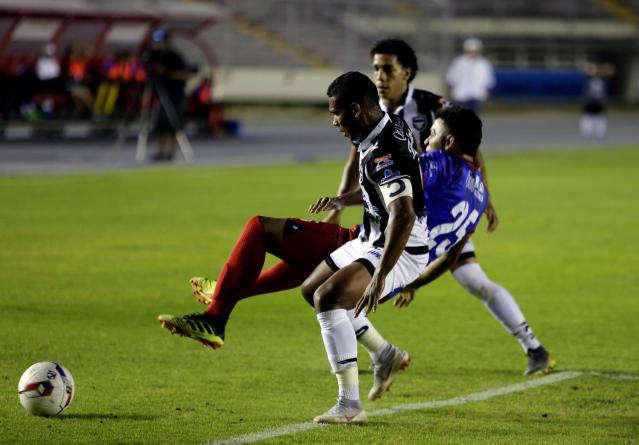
[257,215,275,234]
[300,278,316,306]
[459,276,490,300]
[245,215,264,233]
[257,215,286,246]
[313,280,342,312]
[453,263,493,301]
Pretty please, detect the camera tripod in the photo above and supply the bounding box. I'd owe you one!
[135,77,194,164]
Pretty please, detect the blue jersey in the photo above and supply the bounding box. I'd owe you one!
[419,150,488,262]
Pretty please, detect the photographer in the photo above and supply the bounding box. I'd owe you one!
[142,30,190,161]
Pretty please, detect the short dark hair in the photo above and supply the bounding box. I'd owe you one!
[370,38,418,83]
[436,106,483,157]
[326,71,380,109]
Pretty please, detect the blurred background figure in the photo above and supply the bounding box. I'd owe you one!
[36,43,60,85]
[94,50,147,117]
[142,29,190,162]
[65,44,94,118]
[580,62,615,140]
[34,43,63,119]
[185,67,226,136]
[446,37,495,114]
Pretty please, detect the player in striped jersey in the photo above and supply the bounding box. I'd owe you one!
[304,71,428,424]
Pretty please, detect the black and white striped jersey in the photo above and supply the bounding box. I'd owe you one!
[380,85,447,151]
[356,113,428,249]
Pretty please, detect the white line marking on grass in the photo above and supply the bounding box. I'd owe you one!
[588,371,639,381]
[203,371,638,445]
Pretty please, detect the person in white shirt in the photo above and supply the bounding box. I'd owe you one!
[35,43,62,117]
[446,38,495,114]
[36,43,61,82]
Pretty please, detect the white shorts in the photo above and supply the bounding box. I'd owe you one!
[327,237,430,300]
[459,238,477,257]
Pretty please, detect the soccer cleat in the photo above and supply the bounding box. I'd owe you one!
[190,277,217,305]
[158,312,224,349]
[524,346,556,376]
[368,347,411,401]
[313,399,367,424]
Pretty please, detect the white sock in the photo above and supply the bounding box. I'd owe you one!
[317,309,359,400]
[593,115,607,138]
[580,115,594,138]
[512,322,541,353]
[336,366,359,401]
[453,262,540,352]
[346,309,389,363]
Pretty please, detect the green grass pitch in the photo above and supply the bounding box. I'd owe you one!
[1,147,638,444]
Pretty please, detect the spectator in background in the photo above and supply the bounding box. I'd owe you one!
[185,67,225,135]
[35,43,63,118]
[580,62,614,140]
[65,44,94,118]
[142,29,190,161]
[36,43,61,84]
[446,37,495,114]
[94,50,146,117]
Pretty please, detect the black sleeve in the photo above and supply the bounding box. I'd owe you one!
[414,89,446,115]
[369,130,416,186]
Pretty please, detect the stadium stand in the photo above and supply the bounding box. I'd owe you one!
[1,0,637,139]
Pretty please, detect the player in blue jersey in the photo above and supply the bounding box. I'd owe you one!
[326,38,553,377]
[421,107,489,266]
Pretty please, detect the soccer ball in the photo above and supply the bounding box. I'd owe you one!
[18,362,75,416]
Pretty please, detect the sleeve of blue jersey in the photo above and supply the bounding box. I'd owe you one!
[420,151,451,191]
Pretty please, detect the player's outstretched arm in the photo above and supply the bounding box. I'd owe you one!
[308,189,363,214]
[395,232,473,308]
[355,196,415,317]
[475,149,499,232]
[323,145,360,225]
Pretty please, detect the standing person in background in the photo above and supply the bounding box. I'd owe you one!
[446,37,495,114]
[35,43,63,119]
[580,62,614,140]
[65,44,94,118]
[142,30,190,161]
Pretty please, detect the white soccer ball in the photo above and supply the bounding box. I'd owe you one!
[18,362,75,416]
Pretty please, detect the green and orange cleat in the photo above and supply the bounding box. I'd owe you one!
[190,277,216,305]
[158,312,225,349]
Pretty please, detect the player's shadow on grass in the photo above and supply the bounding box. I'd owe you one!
[57,413,157,421]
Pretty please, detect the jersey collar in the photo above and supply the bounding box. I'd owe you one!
[379,84,414,116]
[357,113,390,153]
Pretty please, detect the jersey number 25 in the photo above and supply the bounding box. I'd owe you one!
[428,200,479,258]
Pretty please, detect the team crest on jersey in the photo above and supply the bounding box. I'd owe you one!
[382,169,400,180]
[412,115,427,131]
[373,154,394,171]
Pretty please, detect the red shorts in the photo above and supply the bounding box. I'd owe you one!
[279,218,359,273]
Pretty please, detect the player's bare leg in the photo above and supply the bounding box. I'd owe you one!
[301,260,336,306]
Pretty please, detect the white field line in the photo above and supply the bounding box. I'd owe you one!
[203,371,639,445]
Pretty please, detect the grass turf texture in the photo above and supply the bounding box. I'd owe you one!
[1,147,638,444]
